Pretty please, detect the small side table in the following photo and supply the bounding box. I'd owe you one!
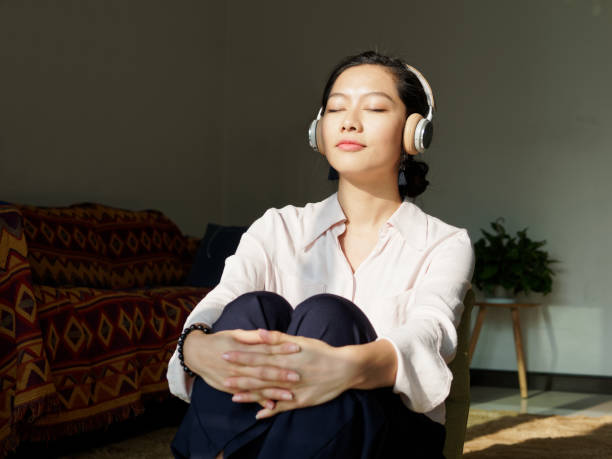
[468,301,541,398]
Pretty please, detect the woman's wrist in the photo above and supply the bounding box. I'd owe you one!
[182,325,212,376]
[344,340,398,391]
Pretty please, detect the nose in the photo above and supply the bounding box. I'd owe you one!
[341,109,362,132]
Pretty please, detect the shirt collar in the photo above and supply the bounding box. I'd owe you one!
[301,191,428,251]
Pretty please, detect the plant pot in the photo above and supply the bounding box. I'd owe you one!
[484,285,515,304]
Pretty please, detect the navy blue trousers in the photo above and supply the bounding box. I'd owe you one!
[171,291,446,459]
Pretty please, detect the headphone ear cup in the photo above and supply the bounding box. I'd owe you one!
[316,118,324,154]
[403,113,423,155]
[418,118,434,150]
[308,118,318,152]
[308,118,325,154]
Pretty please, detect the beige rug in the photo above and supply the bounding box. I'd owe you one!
[464,409,612,458]
[58,409,612,458]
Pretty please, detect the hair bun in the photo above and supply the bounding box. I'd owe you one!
[400,156,429,198]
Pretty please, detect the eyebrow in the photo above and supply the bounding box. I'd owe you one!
[328,91,395,103]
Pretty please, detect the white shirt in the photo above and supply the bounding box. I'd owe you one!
[167,191,475,424]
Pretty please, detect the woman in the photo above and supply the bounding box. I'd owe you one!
[168,50,475,458]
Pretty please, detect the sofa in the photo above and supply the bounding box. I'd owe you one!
[0,201,212,456]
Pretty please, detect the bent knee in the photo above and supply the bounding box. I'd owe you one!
[224,291,290,314]
[292,293,376,342]
[295,293,366,321]
[213,291,293,332]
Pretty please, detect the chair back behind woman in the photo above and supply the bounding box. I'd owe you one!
[443,288,475,459]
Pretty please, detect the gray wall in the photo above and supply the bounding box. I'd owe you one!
[0,0,227,235]
[1,1,611,378]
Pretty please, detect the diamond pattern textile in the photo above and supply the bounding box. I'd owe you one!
[0,202,211,455]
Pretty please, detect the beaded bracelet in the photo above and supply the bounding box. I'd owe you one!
[178,323,212,377]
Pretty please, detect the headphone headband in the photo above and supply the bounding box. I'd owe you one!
[404,63,435,121]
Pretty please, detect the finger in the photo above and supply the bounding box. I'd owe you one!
[262,399,275,410]
[224,376,290,391]
[260,388,293,401]
[232,389,293,404]
[257,330,303,353]
[222,353,300,379]
[230,329,267,345]
[255,400,296,419]
[232,334,301,355]
[222,350,272,367]
[257,329,288,345]
[222,358,301,384]
[226,342,300,358]
[243,342,301,354]
[244,397,275,410]
[255,399,275,409]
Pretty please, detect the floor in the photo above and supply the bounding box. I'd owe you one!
[7,387,612,458]
[470,385,612,417]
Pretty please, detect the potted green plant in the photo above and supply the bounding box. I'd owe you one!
[472,217,558,303]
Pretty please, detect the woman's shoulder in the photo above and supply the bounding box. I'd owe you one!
[402,200,472,250]
[245,194,332,244]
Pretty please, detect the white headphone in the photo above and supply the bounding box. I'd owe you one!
[308,63,436,156]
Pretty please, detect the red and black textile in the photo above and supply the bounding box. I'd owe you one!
[17,204,111,289]
[0,204,57,456]
[30,284,209,437]
[86,204,189,289]
[0,202,212,455]
[18,203,191,290]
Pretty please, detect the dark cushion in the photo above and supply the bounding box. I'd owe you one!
[185,223,248,288]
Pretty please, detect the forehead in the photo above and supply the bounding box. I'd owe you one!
[330,64,399,98]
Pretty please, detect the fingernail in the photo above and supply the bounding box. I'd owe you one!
[232,394,242,401]
[287,372,300,382]
[288,344,300,352]
[282,392,293,400]
[255,411,264,420]
[222,353,231,360]
[223,379,232,387]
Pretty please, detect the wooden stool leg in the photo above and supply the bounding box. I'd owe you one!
[511,307,528,398]
[469,306,487,364]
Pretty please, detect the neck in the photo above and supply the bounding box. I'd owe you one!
[336,176,403,232]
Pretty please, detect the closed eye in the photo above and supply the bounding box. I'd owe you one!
[326,108,386,113]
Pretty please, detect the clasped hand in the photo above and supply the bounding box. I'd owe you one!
[185,329,356,419]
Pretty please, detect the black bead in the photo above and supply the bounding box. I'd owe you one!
[178,325,207,377]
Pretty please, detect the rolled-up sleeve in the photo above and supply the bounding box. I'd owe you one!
[378,229,475,413]
[167,209,274,402]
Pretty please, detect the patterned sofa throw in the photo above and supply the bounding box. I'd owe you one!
[18,204,111,288]
[0,201,211,456]
[89,204,188,289]
[18,203,189,289]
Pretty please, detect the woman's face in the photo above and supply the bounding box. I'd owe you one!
[320,64,407,183]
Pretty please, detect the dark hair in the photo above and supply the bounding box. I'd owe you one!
[322,50,430,198]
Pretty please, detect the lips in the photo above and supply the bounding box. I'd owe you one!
[336,140,365,151]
